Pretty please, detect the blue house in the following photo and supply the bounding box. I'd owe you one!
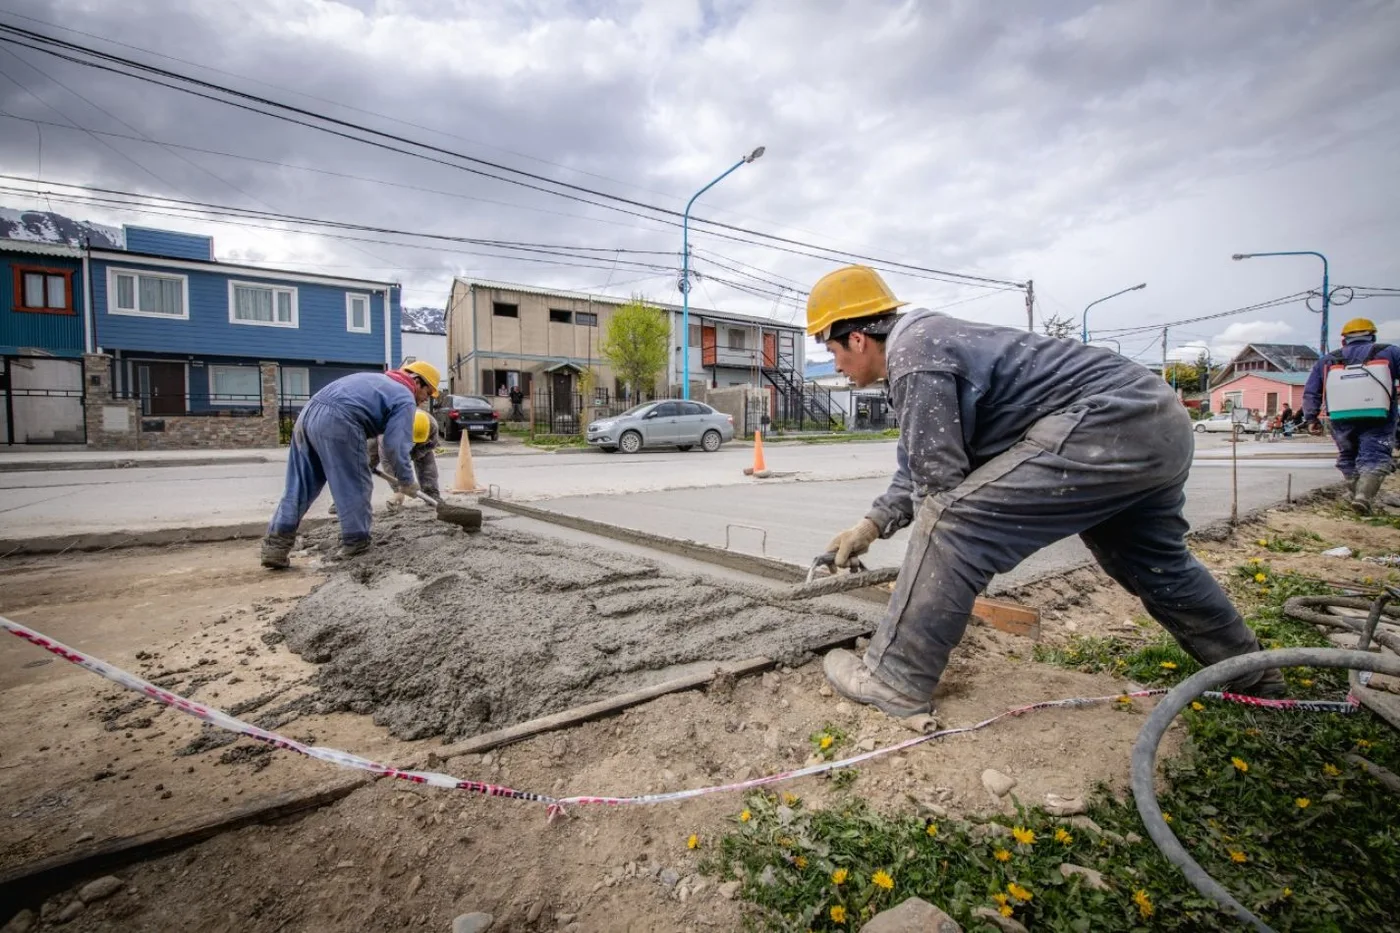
[1,240,88,443]
[2,222,402,448]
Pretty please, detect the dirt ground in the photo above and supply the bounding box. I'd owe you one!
[2,482,1395,932]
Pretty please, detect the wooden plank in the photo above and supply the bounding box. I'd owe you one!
[0,776,366,918]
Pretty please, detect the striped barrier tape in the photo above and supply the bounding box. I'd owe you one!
[1,615,1360,820]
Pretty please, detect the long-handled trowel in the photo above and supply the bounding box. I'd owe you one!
[372,467,482,531]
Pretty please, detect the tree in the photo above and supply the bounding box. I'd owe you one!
[600,296,669,401]
[1042,314,1077,340]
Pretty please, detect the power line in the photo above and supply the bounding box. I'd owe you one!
[1093,292,1312,339]
[0,22,1026,290]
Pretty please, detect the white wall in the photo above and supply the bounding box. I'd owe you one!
[401,332,448,391]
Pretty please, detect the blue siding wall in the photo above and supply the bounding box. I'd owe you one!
[93,259,398,366]
[113,352,381,412]
[1,252,84,356]
[123,226,213,261]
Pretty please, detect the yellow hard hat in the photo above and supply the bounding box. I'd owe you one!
[400,360,441,397]
[1341,317,1377,337]
[806,265,907,339]
[413,410,432,444]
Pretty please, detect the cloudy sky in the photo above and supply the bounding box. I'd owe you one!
[1,0,1397,364]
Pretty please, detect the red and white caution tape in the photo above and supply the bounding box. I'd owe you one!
[1,616,1359,821]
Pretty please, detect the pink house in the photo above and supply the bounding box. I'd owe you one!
[1209,372,1309,417]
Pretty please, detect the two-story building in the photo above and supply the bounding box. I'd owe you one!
[2,223,402,448]
[1207,343,1321,418]
[1,240,88,444]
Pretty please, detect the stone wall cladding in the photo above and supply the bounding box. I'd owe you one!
[83,355,282,450]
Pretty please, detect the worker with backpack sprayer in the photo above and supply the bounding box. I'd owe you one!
[1302,318,1400,514]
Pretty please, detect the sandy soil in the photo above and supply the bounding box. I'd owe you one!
[3,482,1395,932]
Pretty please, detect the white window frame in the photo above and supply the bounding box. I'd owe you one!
[279,366,311,405]
[207,364,262,406]
[107,267,190,320]
[346,292,372,334]
[228,280,298,328]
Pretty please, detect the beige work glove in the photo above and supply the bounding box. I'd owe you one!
[826,518,880,568]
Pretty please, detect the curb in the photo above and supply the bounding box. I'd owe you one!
[0,455,275,473]
[0,518,333,557]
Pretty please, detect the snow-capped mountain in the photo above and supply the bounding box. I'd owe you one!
[0,207,124,249]
[402,305,445,335]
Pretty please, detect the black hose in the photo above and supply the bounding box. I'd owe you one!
[1131,648,1400,933]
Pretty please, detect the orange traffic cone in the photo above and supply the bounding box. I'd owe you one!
[452,432,485,494]
[744,431,771,478]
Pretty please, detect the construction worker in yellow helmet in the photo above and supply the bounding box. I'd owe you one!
[262,359,441,568]
[1301,317,1400,514]
[372,410,442,506]
[809,265,1283,721]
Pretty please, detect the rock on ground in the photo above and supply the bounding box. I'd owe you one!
[451,912,493,933]
[981,768,1017,798]
[860,896,962,932]
[971,907,1029,933]
[78,875,125,904]
[1059,862,1110,891]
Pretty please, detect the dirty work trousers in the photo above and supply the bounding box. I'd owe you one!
[267,401,374,545]
[367,438,440,500]
[1330,417,1396,478]
[866,374,1270,700]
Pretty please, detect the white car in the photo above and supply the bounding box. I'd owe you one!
[1194,413,1262,433]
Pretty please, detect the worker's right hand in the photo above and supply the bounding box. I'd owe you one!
[1305,418,1323,436]
[825,518,880,568]
[401,482,421,500]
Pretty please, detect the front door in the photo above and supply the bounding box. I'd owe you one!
[1265,392,1279,416]
[138,362,186,415]
[550,372,573,431]
[646,401,680,444]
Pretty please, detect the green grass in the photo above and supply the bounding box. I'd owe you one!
[524,434,588,450]
[1252,530,1324,553]
[710,565,1400,931]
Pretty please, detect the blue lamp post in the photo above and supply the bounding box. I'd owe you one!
[1080,282,1147,343]
[680,146,765,399]
[1231,251,1330,353]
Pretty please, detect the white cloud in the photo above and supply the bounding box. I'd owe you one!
[1209,320,1297,360]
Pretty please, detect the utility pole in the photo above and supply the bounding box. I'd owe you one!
[1025,279,1035,332]
[1161,327,1169,381]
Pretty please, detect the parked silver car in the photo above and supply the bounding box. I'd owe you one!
[1194,412,1263,433]
[587,400,735,453]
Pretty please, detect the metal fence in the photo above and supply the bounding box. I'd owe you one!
[114,388,266,417]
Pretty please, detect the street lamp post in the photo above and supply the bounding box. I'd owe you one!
[1231,251,1330,353]
[680,146,765,399]
[1081,283,1147,343]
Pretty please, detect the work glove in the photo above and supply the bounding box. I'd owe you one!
[826,518,880,569]
[400,482,421,500]
[1305,418,1323,436]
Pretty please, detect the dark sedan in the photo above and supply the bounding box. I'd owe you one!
[436,394,499,441]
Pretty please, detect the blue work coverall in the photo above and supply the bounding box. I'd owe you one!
[267,372,417,544]
[1302,336,1400,478]
[861,309,1274,701]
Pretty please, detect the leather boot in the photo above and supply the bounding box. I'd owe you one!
[334,537,373,560]
[1346,474,1359,499]
[260,533,295,570]
[823,648,932,718]
[1352,472,1385,515]
[1229,666,1286,698]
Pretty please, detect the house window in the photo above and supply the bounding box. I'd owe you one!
[689,323,702,346]
[346,293,371,333]
[728,328,747,351]
[549,309,573,324]
[493,302,518,318]
[230,281,297,327]
[208,364,262,405]
[13,267,73,313]
[1224,391,1243,411]
[109,268,187,319]
[577,312,598,327]
[279,366,310,407]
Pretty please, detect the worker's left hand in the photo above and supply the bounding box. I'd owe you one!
[401,482,421,500]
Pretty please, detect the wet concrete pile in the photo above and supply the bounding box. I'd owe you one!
[277,512,874,741]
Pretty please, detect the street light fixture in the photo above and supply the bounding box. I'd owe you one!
[1231,251,1330,353]
[680,146,766,399]
[1081,282,1147,343]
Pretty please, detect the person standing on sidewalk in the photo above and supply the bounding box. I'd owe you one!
[261,361,440,567]
[1302,317,1400,514]
[810,265,1282,721]
[508,384,526,422]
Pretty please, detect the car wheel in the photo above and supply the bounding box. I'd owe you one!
[701,430,722,452]
[677,444,693,452]
[489,430,498,441]
[1194,423,1206,433]
[447,423,461,442]
[619,431,643,454]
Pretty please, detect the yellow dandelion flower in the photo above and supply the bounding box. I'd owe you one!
[1323,763,1341,777]
[830,905,846,924]
[1163,812,1173,823]
[1357,739,1373,750]
[819,734,833,750]
[777,836,794,848]
[794,855,808,869]
[1282,887,1293,898]
[1300,678,1314,688]
[1232,757,1249,773]
[739,809,751,823]
[999,904,1014,917]
[1116,695,1133,704]
[687,834,699,850]
[1229,849,1248,863]
[783,792,800,806]
[1254,572,1268,583]
[1012,826,1036,846]
[1006,882,1033,903]
[1160,661,1178,670]
[993,848,1011,862]
[1133,889,1154,919]
[872,869,894,890]
[831,867,848,885]
[1256,538,1269,547]
[1295,797,1311,809]
[1191,701,1205,712]
[992,894,1009,907]
[926,823,939,838]
[1054,828,1073,844]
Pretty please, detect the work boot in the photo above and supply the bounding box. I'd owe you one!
[1346,474,1359,500]
[1352,472,1385,516]
[1229,666,1286,699]
[260,533,295,570]
[333,538,372,560]
[823,648,931,718]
